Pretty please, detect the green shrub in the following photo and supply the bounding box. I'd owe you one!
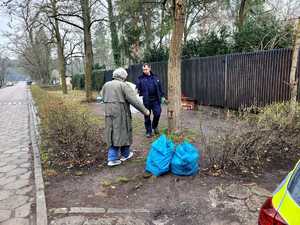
[257,102,300,129]
[31,85,106,170]
[72,73,85,90]
[72,70,105,91]
[92,69,105,92]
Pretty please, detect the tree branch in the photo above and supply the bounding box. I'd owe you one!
[51,17,84,30]
[89,18,107,29]
[56,13,84,20]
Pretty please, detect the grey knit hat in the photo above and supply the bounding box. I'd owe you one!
[112,68,128,80]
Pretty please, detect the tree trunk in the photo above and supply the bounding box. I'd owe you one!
[107,0,121,67]
[81,0,93,102]
[289,18,300,117]
[237,0,247,30]
[143,3,152,52]
[51,0,67,94]
[167,0,186,132]
[159,4,165,48]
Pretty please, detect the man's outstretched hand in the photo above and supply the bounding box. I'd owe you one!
[161,97,167,104]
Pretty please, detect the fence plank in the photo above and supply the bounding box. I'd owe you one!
[100,48,300,109]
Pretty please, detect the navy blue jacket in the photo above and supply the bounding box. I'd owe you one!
[136,72,164,105]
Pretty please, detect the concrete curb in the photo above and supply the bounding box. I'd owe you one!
[49,207,151,215]
[28,90,48,225]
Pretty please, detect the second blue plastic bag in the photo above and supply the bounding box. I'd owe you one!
[145,135,175,176]
[171,141,200,176]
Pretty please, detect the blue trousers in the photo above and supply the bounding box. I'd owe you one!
[108,146,130,161]
[144,100,161,134]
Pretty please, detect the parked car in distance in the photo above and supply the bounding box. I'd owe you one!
[6,81,14,86]
[26,80,32,85]
[258,160,300,225]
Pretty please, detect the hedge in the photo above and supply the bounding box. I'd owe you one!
[72,69,105,91]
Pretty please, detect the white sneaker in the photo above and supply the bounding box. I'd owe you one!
[107,160,122,167]
[120,152,134,162]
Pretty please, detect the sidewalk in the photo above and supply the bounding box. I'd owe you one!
[0,83,47,225]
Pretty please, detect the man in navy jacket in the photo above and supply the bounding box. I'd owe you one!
[136,64,165,138]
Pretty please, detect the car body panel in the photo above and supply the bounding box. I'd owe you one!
[272,161,300,225]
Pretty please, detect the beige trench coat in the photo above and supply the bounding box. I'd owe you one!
[102,78,148,147]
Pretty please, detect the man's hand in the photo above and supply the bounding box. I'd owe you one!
[161,97,167,104]
[96,96,103,103]
[145,110,150,116]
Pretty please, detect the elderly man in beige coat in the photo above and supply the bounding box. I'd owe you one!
[102,68,150,166]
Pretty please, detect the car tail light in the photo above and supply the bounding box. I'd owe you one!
[258,197,288,225]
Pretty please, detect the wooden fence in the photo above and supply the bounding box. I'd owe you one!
[104,48,300,109]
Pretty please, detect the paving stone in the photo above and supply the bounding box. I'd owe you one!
[6,168,28,177]
[134,208,151,213]
[0,162,7,167]
[49,208,68,214]
[69,207,106,214]
[14,158,31,165]
[16,186,34,195]
[1,218,29,225]
[4,178,30,190]
[50,216,85,225]
[0,190,13,201]
[1,156,19,163]
[15,203,32,218]
[3,149,20,154]
[0,165,17,173]
[86,217,147,225]
[0,210,11,222]
[0,195,29,210]
[107,208,132,214]
[83,218,117,225]
[251,186,272,197]
[50,217,148,225]
[16,154,30,160]
[226,184,251,200]
[19,163,31,169]
[245,195,266,212]
[0,176,16,186]
[21,172,32,180]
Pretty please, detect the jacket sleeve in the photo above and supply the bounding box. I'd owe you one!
[135,77,142,96]
[157,77,165,97]
[122,83,148,115]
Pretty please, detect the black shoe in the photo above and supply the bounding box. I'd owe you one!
[154,128,160,135]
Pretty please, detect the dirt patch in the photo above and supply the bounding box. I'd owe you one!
[46,160,289,224]
[88,104,248,164]
[46,104,292,224]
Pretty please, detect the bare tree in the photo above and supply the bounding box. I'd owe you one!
[183,0,216,43]
[3,0,52,84]
[50,0,106,101]
[0,53,10,87]
[107,0,121,66]
[44,0,68,93]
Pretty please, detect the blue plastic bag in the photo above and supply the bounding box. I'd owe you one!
[171,141,200,176]
[145,135,175,176]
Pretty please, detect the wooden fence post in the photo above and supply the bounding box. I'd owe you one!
[224,55,228,106]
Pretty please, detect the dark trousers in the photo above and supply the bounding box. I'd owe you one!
[144,100,161,134]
